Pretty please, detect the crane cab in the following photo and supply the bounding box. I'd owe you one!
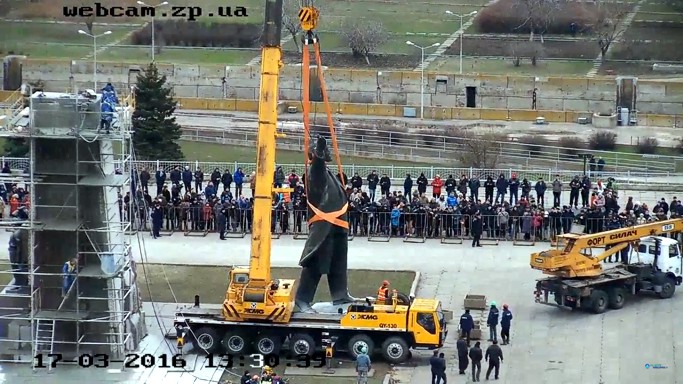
[223,267,296,323]
[635,236,683,284]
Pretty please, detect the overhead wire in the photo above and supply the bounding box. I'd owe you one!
[128,138,238,382]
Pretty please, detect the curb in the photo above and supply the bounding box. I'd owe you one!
[409,270,421,298]
[383,373,392,384]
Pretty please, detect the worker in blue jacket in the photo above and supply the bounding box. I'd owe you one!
[487,301,500,343]
[62,257,78,297]
[500,304,513,345]
[459,309,474,346]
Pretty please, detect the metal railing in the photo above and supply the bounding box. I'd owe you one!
[172,121,682,173]
[0,156,677,186]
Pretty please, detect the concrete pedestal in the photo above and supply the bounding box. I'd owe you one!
[592,113,617,128]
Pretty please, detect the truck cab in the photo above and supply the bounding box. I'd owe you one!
[408,299,448,348]
[636,236,683,285]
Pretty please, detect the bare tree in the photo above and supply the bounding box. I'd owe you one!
[592,0,630,61]
[281,0,323,52]
[514,0,561,43]
[509,41,545,66]
[339,19,388,65]
[455,128,508,168]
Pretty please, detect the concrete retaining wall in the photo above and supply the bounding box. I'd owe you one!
[3,59,682,123]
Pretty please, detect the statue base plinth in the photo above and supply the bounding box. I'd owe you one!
[311,300,366,314]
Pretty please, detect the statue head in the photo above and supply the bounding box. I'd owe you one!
[308,135,332,162]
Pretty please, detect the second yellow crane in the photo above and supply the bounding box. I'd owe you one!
[531,219,683,314]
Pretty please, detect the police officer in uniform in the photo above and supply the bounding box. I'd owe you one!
[471,212,483,247]
[151,200,163,238]
[500,304,513,345]
[459,309,474,346]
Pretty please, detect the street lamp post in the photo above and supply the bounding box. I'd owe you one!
[78,30,112,90]
[137,1,170,61]
[406,41,440,120]
[445,10,478,74]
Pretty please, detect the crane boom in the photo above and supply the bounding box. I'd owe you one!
[248,0,283,285]
[531,218,683,278]
[222,0,296,324]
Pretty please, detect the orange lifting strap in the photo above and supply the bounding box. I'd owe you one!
[301,32,348,230]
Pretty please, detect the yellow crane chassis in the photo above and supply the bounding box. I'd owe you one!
[174,304,446,364]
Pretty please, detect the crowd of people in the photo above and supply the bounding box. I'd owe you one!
[123,166,681,244]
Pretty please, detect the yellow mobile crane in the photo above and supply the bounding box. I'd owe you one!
[173,0,448,364]
[531,219,683,314]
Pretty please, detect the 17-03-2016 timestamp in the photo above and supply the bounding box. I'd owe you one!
[206,352,326,369]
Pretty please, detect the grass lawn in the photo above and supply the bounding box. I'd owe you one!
[138,264,415,304]
[431,57,594,75]
[98,46,257,65]
[0,42,92,59]
[179,141,436,166]
[634,11,683,21]
[0,21,135,44]
[572,143,680,172]
[638,2,683,12]
[283,32,445,55]
[0,21,136,59]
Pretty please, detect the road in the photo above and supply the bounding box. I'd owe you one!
[174,109,683,148]
[0,189,681,383]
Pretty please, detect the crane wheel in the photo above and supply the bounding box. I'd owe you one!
[659,277,676,299]
[255,334,283,355]
[348,334,375,359]
[607,287,626,309]
[290,333,316,356]
[194,327,221,354]
[589,289,608,314]
[381,336,409,364]
[221,331,250,354]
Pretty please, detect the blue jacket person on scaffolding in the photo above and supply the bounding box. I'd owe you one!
[62,257,78,297]
[98,83,118,134]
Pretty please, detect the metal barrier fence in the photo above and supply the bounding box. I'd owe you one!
[173,122,682,173]
[1,156,678,186]
[122,206,622,244]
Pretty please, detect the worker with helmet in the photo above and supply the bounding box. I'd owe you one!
[260,366,273,384]
[486,301,500,343]
[377,280,390,304]
[355,345,372,384]
[500,304,513,345]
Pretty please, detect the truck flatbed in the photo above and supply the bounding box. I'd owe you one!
[538,265,636,289]
[174,302,400,332]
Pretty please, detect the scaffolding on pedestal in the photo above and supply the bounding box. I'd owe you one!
[0,89,144,367]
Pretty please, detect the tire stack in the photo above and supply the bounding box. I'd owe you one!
[463,294,487,340]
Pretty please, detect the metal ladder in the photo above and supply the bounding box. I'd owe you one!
[33,319,56,372]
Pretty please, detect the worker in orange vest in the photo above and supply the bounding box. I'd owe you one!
[377,280,390,304]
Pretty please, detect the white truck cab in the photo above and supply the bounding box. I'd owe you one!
[636,236,683,284]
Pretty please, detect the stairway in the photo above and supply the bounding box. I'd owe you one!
[32,319,56,371]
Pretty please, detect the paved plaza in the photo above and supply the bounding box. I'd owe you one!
[0,188,681,383]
